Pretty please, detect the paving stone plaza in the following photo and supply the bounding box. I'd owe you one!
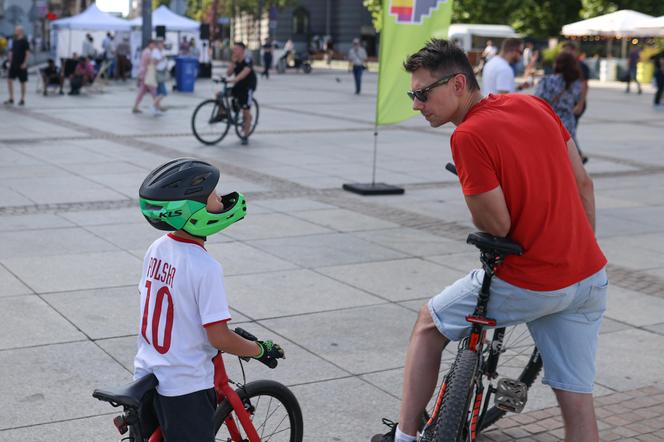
[1,69,663,441]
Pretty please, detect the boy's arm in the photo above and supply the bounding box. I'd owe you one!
[206,321,261,357]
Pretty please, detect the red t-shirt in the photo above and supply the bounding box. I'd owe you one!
[451,94,606,291]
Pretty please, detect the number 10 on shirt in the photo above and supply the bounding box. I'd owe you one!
[141,280,174,354]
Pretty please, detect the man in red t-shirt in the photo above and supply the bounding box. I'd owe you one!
[371,39,607,442]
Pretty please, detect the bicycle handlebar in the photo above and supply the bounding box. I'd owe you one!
[445,162,458,176]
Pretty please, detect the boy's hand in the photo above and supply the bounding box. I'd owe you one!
[254,340,285,368]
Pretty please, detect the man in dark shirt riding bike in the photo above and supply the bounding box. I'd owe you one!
[226,42,257,145]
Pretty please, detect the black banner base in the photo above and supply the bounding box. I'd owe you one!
[342,182,405,196]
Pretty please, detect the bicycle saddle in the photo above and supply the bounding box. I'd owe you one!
[467,232,523,256]
[92,374,158,409]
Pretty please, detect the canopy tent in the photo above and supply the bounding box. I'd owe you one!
[634,15,664,36]
[51,4,131,60]
[129,5,200,32]
[562,10,655,60]
[52,4,131,31]
[562,10,654,37]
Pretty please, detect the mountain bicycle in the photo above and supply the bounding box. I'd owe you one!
[191,77,260,145]
[417,163,543,441]
[92,327,303,442]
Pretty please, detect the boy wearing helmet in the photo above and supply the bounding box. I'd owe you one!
[136,158,285,441]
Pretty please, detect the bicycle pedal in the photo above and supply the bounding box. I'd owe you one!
[494,378,527,413]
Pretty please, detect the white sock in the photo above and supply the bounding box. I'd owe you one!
[395,426,416,442]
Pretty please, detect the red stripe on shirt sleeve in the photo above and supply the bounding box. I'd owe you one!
[203,318,232,328]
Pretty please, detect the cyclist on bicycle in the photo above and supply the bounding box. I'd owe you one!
[372,39,607,442]
[226,41,257,145]
[136,158,284,442]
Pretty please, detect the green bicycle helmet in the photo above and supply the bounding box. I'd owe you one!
[139,158,246,237]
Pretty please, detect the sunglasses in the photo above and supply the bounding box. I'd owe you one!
[407,73,461,102]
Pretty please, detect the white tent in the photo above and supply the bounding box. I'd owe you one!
[129,5,200,32]
[562,10,654,37]
[52,4,131,31]
[634,15,664,36]
[51,4,131,60]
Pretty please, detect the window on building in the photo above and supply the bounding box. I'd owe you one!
[292,7,309,35]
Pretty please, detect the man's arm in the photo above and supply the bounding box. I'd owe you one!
[226,61,234,76]
[567,138,595,231]
[464,186,511,237]
[233,66,251,83]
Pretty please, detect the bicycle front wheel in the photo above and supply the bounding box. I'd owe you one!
[233,98,260,140]
[213,380,303,442]
[191,99,231,145]
[431,349,479,441]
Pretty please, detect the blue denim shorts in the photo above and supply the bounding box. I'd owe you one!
[157,82,168,97]
[428,267,608,393]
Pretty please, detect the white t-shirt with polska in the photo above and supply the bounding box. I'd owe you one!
[482,55,515,95]
[134,234,231,397]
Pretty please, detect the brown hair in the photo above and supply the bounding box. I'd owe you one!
[554,52,581,89]
[501,38,522,54]
[403,39,480,91]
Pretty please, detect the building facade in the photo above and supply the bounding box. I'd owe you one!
[233,0,376,57]
[0,0,92,51]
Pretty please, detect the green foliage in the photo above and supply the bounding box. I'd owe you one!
[186,0,297,23]
[152,0,170,11]
[363,0,382,32]
[581,0,664,19]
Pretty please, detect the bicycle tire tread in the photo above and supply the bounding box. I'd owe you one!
[432,349,478,442]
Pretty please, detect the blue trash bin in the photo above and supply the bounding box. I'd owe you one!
[175,56,199,92]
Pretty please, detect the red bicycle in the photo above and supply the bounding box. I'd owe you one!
[93,327,303,442]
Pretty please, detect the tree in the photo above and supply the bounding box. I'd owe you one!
[363,0,382,32]
[581,0,664,18]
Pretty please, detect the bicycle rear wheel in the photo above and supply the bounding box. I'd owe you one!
[192,99,231,145]
[233,97,260,140]
[431,349,479,441]
[213,380,303,442]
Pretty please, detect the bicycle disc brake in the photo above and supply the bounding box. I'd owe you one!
[494,378,527,413]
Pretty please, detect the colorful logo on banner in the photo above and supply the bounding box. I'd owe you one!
[389,0,448,24]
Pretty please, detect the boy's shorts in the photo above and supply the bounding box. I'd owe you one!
[428,267,608,393]
[154,388,216,442]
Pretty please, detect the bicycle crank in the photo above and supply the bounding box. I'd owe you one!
[494,378,528,413]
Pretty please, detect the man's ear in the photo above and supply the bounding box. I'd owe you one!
[454,74,467,95]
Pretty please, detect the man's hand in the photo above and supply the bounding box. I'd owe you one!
[20,63,27,69]
[254,340,285,368]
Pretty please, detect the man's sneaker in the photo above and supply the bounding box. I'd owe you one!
[240,137,249,146]
[371,418,397,442]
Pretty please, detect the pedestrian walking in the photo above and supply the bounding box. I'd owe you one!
[115,36,131,81]
[82,33,96,58]
[481,39,497,61]
[625,46,642,94]
[535,52,587,163]
[348,38,367,95]
[561,42,589,133]
[261,38,273,79]
[481,38,530,95]
[4,26,30,106]
[153,40,168,112]
[650,49,664,109]
[132,40,159,115]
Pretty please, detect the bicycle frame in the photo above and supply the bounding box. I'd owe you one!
[134,353,261,442]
